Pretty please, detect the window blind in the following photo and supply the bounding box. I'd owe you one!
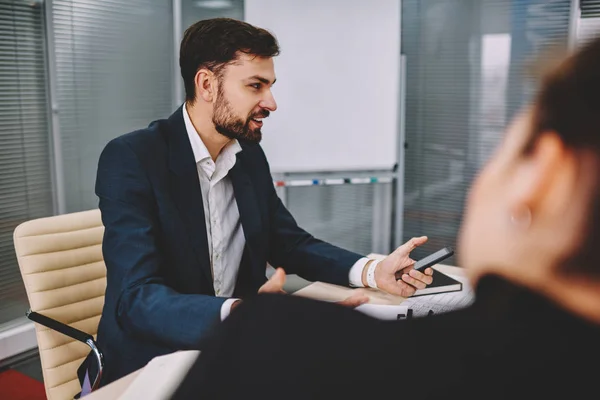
[0,0,53,324]
[401,0,572,264]
[579,0,600,44]
[581,0,600,17]
[52,0,174,212]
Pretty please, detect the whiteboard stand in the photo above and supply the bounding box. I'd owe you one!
[273,169,395,256]
[394,54,408,249]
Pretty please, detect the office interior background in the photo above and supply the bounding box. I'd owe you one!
[0,0,599,389]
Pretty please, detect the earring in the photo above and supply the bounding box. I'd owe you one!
[510,205,532,229]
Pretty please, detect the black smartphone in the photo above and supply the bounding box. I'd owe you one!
[396,247,454,279]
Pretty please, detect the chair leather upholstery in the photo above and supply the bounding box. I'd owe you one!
[13,209,106,400]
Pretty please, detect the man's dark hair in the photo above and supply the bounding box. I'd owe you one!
[180,18,280,103]
[527,36,600,277]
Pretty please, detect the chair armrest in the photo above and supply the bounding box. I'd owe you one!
[27,310,93,343]
[27,309,105,392]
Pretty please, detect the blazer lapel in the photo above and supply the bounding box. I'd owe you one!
[166,107,214,293]
[229,151,265,280]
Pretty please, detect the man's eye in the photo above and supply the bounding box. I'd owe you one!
[250,83,261,89]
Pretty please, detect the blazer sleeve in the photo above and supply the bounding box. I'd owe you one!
[96,137,226,349]
[257,148,364,286]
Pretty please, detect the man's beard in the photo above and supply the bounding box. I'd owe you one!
[212,88,268,144]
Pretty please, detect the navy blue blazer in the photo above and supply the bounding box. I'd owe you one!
[92,107,363,386]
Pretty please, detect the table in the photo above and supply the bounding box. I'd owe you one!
[84,263,464,399]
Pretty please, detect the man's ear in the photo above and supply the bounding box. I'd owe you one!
[195,69,217,103]
[509,131,574,219]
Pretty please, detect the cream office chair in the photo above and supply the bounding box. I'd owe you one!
[13,209,106,400]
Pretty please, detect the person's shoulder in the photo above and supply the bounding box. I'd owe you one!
[112,117,170,151]
[100,116,172,163]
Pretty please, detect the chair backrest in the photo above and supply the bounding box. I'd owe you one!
[13,209,106,400]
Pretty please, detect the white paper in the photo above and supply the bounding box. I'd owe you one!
[402,273,475,317]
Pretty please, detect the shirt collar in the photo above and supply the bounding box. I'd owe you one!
[182,103,241,164]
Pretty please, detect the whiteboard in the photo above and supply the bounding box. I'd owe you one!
[245,0,400,173]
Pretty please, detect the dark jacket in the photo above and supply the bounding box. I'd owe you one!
[175,274,600,399]
[91,106,363,386]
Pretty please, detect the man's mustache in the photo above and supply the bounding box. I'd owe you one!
[250,109,270,119]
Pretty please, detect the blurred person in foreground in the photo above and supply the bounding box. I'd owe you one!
[173,37,600,399]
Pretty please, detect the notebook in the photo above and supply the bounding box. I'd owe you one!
[411,268,462,297]
[402,272,474,316]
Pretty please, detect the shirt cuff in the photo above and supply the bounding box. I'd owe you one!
[349,257,371,287]
[220,298,240,321]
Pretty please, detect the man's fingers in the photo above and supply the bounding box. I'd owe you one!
[271,268,286,286]
[259,268,287,293]
[401,273,427,290]
[338,292,369,308]
[408,269,434,285]
[396,280,417,297]
[380,280,416,297]
[392,236,428,255]
[388,280,416,297]
[405,236,428,250]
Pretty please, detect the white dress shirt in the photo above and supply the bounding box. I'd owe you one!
[183,105,369,320]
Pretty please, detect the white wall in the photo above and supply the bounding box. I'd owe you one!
[245,0,401,173]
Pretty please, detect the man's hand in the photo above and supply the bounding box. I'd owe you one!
[231,268,288,314]
[258,267,287,294]
[369,236,434,297]
[337,290,369,308]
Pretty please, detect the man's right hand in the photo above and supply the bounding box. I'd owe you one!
[258,267,287,294]
[231,268,288,313]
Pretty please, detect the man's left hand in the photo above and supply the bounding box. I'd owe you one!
[372,236,434,297]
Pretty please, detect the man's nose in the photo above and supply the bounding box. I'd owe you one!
[260,90,277,112]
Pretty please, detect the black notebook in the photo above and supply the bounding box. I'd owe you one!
[411,269,462,297]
